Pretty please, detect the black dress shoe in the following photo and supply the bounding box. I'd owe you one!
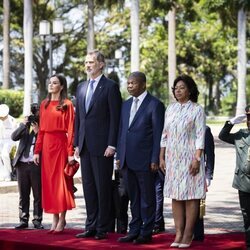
[133,235,152,244]
[118,234,138,243]
[75,230,97,238]
[153,226,165,234]
[94,232,107,240]
[15,222,28,230]
[34,223,44,229]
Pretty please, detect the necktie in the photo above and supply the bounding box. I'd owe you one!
[85,80,95,111]
[129,98,139,125]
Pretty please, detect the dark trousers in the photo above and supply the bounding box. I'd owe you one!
[16,162,42,224]
[122,166,156,237]
[239,190,250,248]
[109,170,129,233]
[80,145,113,233]
[154,170,165,229]
[193,202,204,241]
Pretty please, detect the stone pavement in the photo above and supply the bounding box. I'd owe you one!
[0,124,244,235]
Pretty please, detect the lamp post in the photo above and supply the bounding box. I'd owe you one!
[39,19,63,76]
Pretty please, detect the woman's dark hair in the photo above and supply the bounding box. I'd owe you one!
[172,75,199,103]
[45,74,68,109]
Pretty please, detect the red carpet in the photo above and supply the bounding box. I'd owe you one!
[0,229,246,250]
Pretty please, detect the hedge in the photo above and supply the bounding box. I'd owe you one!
[0,89,24,118]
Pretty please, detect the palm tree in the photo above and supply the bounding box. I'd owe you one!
[130,0,140,71]
[87,0,95,52]
[3,0,10,89]
[167,8,176,103]
[23,0,33,115]
[236,6,247,115]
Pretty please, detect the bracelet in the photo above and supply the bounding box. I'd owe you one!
[194,157,201,162]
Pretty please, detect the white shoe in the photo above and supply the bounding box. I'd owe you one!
[179,243,192,248]
[170,242,180,248]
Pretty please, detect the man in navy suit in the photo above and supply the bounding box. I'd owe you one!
[116,72,165,244]
[193,125,215,241]
[74,50,122,240]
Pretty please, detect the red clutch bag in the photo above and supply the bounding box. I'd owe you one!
[64,160,80,178]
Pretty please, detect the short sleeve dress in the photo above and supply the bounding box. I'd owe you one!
[161,100,206,200]
[34,99,75,213]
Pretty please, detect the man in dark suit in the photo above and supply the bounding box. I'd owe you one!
[193,125,215,241]
[116,71,165,244]
[11,104,43,230]
[153,169,165,234]
[74,50,122,240]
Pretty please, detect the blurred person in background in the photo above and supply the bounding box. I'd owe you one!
[11,103,43,230]
[193,125,215,241]
[219,105,250,249]
[0,104,18,181]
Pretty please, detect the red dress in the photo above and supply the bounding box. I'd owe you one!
[34,99,75,213]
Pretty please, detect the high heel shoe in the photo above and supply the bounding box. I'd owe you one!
[178,243,191,248]
[47,230,54,234]
[53,220,66,234]
[170,242,180,247]
[179,235,193,248]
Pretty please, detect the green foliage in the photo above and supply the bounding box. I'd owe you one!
[1,0,249,115]
[0,89,24,118]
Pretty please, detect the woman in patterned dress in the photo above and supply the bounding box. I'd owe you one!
[34,74,75,233]
[160,75,206,248]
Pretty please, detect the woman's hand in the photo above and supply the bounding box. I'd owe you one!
[33,154,40,165]
[68,155,75,163]
[189,159,200,176]
[159,158,166,174]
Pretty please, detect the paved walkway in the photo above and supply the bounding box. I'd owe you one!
[0,124,244,235]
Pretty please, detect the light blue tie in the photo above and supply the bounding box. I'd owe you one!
[129,97,139,125]
[85,79,95,111]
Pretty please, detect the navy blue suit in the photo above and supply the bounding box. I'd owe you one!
[74,75,122,233]
[193,125,215,240]
[117,93,165,237]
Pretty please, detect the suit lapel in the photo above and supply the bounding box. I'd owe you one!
[125,98,133,128]
[79,81,88,114]
[129,93,151,127]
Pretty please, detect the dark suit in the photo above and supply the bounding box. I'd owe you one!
[154,169,165,231]
[74,75,122,233]
[117,93,165,237]
[11,123,42,225]
[193,125,215,241]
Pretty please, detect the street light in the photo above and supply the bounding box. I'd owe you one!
[39,19,64,76]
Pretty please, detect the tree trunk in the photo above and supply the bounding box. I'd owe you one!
[87,0,95,52]
[168,8,176,104]
[23,0,33,116]
[130,0,140,72]
[3,0,10,89]
[236,7,246,115]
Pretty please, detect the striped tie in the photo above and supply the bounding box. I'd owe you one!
[85,80,95,111]
[129,98,139,125]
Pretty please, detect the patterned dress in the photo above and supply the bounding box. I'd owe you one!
[161,100,206,200]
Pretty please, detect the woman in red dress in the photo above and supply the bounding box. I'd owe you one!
[34,74,75,233]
